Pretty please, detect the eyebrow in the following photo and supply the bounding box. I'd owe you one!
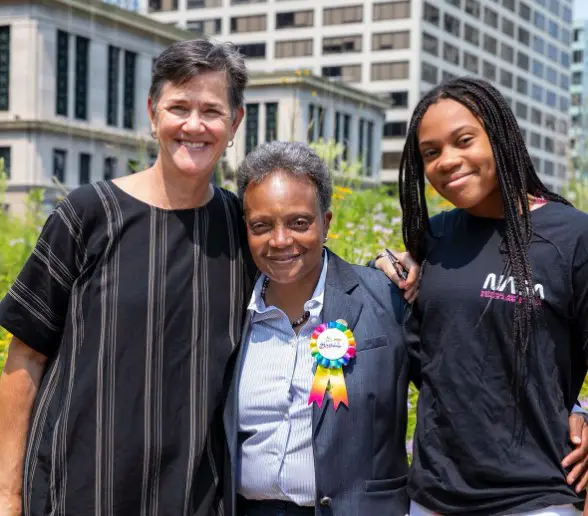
[419,124,479,147]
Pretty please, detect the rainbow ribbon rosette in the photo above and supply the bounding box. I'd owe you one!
[308,319,356,410]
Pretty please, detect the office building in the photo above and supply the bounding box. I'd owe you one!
[0,0,188,212]
[570,18,587,178]
[144,0,573,190]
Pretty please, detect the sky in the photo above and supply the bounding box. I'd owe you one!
[575,0,588,20]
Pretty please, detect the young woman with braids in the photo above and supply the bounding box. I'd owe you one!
[377,76,588,515]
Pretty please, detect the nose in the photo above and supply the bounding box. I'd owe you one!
[183,110,205,133]
[436,147,463,174]
[270,226,294,248]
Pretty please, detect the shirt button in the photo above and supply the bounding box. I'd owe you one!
[284,412,289,421]
[319,496,331,507]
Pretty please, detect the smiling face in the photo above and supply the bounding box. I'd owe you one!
[148,71,244,181]
[418,98,502,217]
[243,171,332,285]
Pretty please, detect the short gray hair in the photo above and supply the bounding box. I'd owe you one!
[237,141,332,213]
[149,39,248,115]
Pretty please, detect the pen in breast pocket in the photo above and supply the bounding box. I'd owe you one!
[384,248,409,281]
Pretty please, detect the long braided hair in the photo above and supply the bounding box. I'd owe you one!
[399,77,571,390]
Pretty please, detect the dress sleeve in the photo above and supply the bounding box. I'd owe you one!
[0,200,84,357]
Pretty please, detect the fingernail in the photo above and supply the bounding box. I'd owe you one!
[573,436,582,444]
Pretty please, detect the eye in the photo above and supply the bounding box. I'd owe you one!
[421,148,439,159]
[290,219,311,231]
[249,222,270,234]
[169,105,188,114]
[457,135,473,146]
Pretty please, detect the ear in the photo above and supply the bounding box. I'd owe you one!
[147,97,156,133]
[231,106,245,137]
[323,211,332,238]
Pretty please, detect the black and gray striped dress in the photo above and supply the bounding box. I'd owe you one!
[0,181,255,516]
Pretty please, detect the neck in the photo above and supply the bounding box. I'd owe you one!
[265,257,324,320]
[147,159,214,210]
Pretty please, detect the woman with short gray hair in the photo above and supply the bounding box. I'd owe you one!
[224,141,413,516]
[0,39,255,515]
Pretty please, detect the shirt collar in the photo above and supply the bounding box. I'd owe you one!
[248,250,329,315]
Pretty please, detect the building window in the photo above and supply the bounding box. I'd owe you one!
[516,77,528,94]
[501,43,514,63]
[53,149,67,183]
[502,0,515,11]
[500,69,513,88]
[421,62,438,84]
[534,11,545,30]
[483,34,497,55]
[0,147,11,179]
[531,108,542,125]
[371,61,409,81]
[515,102,527,120]
[422,32,438,56]
[323,35,362,54]
[230,15,266,33]
[237,43,266,59]
[74,36,89,120]
[342,114,351,161]
[516,51,529,71]
[56,30,69,116]
[0,27,9,111]
[276,10,313,29]
[366,121,373,176]
[79,153,91,185]
[383,121,407,137]
[446,0,460,7]
[148,0,178,11]
[482,61,496,81]
[546,66,557,86]
[533,36,545,55]
[532,83,544,102]
[187,0,221,7]
[518,27,530,46]
[464,24,479,46]
[423,3,439,25]
[572,71,582,85]
[560,51,569,67]
[123,51,136,129]
[573,50,583,64]
[442,71,457,82]
[464,0,480,17]
[463,52,478,74]
[373,31,410,51]
[382,151,402,169]
[443,42,459,65]
[324,5,362,25]
[547,20,559,39]
[389,91,408,108]
[483,7,498,28]
[245,103,259,155]
[265,102,278,142]
[519,1,531,21]
[104,157,117,181]
[444,13,460,37]
[322,64,362,83]
[502,17,514,38]
[107,46,120,126]
[358,118,365,169]
[186,19,222,35]
[373,1,410,21]
[560,74,569,90]
[275,39,312,58]
[532,59,544,79]
[307,104,326,142]
[230,0,265,4]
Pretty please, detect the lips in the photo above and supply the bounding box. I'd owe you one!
[266,255,301,262]
[445,171,473,188]
[178,140,209,149]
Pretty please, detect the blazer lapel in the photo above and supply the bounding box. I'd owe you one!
[312,250,363,437]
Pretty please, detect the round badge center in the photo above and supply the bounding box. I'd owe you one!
[316,328,349,360]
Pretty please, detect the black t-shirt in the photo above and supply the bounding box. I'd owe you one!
[407,202,588,515]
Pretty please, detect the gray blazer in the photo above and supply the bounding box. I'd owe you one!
[223,250,411,516]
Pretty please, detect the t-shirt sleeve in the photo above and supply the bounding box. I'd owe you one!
[0,200,84,357]
[573,253,588,361]
[403,301,422,388]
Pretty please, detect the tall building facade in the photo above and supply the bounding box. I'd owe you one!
[144,0,573,190]
[570,19,588,178]
[0,0,188,212]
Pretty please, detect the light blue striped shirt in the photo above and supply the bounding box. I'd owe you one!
[237,253,328,506]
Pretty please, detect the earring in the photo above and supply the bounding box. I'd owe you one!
[227,140,234,148]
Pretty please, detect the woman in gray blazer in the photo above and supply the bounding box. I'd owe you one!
[223,141,411,516]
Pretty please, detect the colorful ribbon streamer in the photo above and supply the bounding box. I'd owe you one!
[308,320,356,410]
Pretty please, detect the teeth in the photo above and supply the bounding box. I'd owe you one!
[182,141,206,148]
